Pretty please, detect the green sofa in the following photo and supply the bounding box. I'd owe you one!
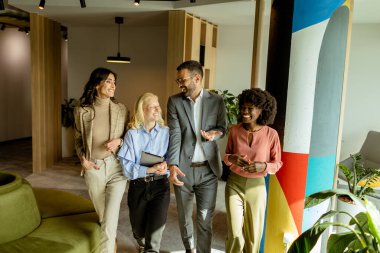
[0,171,100,253]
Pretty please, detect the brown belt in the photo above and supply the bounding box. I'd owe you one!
[190,161,209,167]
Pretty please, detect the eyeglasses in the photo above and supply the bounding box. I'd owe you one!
[175,76,193,85]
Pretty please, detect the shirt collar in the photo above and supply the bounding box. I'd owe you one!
[187,88,204,102]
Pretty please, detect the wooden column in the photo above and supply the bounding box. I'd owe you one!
[30,13,62,173]
[166,10,218,101]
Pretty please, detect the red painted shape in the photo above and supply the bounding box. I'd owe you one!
[276,151,309,234]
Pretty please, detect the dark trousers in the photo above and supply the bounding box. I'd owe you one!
[128,177,170,253]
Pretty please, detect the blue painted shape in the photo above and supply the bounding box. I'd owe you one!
[293,0,345,32]
[260,175,271,253]
[305,155,336,196]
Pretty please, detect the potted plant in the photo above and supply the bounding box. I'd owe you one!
[209,89,239,127]
[61,98,78,128]
[61,98,78,157]
[337,154,380,228]
[339,153,380,200]
[288,188,380,253]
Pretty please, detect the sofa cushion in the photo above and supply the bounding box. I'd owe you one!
[33,188,96,219]
[0,212,101,253]
[0,172,41,244]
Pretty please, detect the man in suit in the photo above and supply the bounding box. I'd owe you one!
[167,60,227,253]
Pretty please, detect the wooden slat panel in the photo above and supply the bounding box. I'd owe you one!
[30,13,61,173]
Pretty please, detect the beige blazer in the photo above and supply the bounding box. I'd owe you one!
[74,101,127,161]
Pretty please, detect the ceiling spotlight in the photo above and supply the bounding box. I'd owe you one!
[79,0,86,8]
[134,0,140,6]
[106,17,131,64]
[38,0,45,10]
[0,0,4,11]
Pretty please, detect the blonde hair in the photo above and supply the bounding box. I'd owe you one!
[128,92,165,129]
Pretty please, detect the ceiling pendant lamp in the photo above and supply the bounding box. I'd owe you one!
[106,17,131,64]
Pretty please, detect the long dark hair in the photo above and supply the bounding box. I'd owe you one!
[79,67,118,107]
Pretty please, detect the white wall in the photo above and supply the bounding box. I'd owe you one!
[340,24,380,160]
[0,28,31,141]
[68,25,168,113]
[215,25,254,95]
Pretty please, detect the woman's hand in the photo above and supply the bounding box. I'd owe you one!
[228,154,250,168]
[105,138,122,152]
[81,156,100,170]
[147,162,167,175]
[243,162,267,173]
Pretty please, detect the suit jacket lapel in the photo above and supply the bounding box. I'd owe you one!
[182,96,196,134]
[201,90,211,130]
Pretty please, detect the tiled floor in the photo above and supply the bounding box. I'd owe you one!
[0,138,227,253]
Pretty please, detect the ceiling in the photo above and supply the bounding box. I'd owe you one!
[2,0,380,29]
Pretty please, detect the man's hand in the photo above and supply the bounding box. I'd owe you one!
[200,130,223,141]
[81,157,100,170]
[169,165,185,186]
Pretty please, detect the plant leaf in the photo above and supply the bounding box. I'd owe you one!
[327,233,357,253]
[287,227,325,253]
[365,199,380,245]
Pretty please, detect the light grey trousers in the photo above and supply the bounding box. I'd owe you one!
[84,155,127,253]
[173,164,218,253]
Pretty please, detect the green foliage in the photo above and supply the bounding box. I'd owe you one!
[339,154,380,199]
[288,189,380,253]
[209,89,239,126]
[61,98,77,128]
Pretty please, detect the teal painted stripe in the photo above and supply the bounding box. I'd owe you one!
[303,156,335,231]
[305,155,335,196]
[293,0,345,32]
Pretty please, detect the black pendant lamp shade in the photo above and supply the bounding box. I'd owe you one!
[106,17,131,64]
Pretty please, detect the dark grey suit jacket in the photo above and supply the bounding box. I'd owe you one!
[167,90,227,178]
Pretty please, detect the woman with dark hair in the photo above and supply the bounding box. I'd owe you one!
[224,88,283,253]
[118,92,170,253]
[74,67,127,253]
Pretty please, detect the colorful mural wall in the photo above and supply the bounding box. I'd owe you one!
[263,0,352,252]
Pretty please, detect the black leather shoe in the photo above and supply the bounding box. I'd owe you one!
[185,249,195,253]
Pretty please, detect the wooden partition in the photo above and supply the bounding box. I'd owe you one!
[30,13,62,173]
[166,11,218,99]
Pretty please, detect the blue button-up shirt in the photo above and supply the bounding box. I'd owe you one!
[117,123,169,180]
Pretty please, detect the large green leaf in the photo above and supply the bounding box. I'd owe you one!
[305,189,365,209]
[365,199,380,245]
[327,233,357,253]
[287,227,325,253]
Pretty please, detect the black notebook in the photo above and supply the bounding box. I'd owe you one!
[140,151,164,166]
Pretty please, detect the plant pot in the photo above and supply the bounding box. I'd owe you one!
[336,196,365,233]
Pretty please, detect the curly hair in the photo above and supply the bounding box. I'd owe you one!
[238,88,277,125]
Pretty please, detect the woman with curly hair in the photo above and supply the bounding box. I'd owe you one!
[117,92,170,253]
[224,88,283,253]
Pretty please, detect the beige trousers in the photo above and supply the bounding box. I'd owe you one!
[84,155,127,253]
[225,173,266,253]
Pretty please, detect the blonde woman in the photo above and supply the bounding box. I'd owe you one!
[118,93,170,253]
